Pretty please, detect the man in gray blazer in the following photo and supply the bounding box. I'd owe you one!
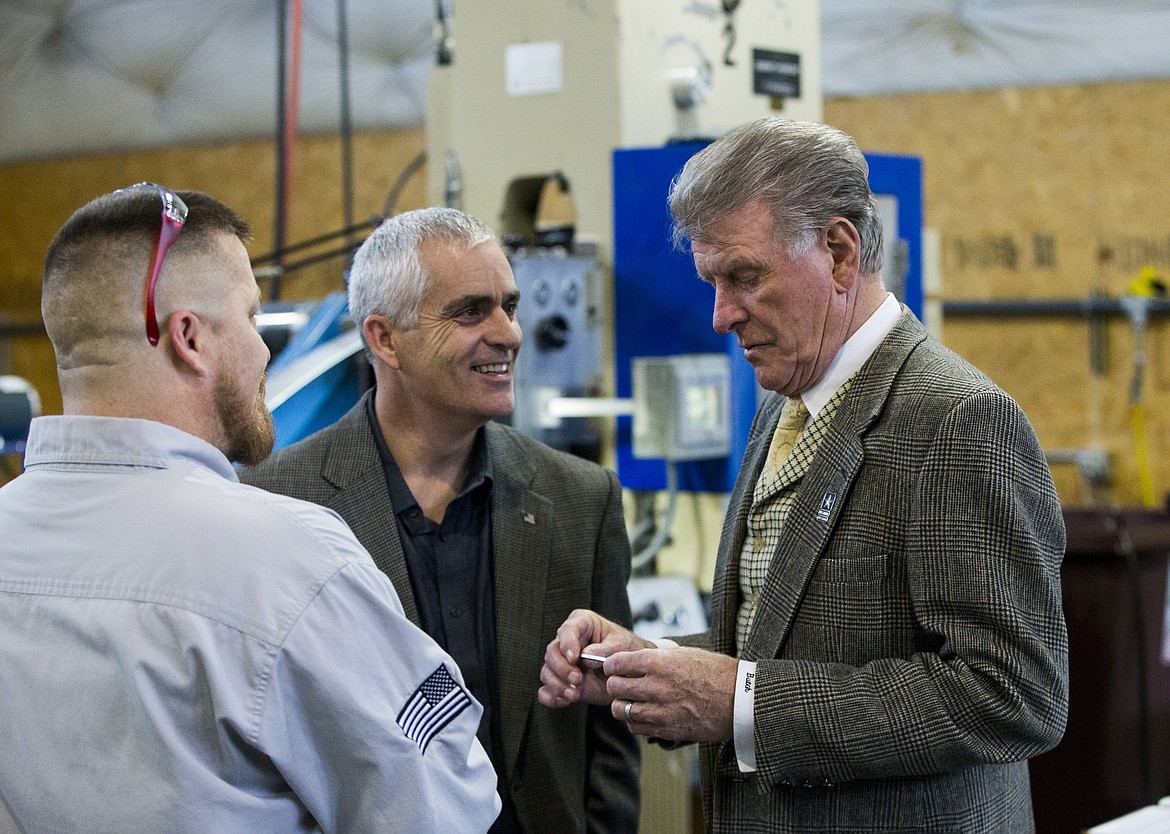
[241,207,638,834]
[539,117,1068,833]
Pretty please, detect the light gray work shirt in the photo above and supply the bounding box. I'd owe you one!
[0,415,501,833]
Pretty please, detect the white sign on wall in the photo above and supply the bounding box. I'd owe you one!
[505,41,563,96]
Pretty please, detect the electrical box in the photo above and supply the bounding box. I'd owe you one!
[632,354,730,461]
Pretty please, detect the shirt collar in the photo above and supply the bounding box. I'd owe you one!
[364,391,493,517]
[23,415,238,481]
[801,293,901,419]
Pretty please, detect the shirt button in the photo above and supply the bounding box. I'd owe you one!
[450,606,463,618]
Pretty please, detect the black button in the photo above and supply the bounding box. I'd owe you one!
[450,606,463,618]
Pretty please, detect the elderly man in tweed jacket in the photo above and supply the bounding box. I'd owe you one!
[539,117,1067,833]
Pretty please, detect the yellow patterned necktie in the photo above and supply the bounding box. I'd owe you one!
[759,396,809,485]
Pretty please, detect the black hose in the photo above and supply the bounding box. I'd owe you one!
[273,0,289,295]
[337,0,354,254]
[381,150,427,218]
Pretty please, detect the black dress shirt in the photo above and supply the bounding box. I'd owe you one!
[367,398,521,832]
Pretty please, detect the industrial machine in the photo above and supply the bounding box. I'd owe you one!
[507,242,605,458]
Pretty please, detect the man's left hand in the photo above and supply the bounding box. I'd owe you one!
[603,647,737,743]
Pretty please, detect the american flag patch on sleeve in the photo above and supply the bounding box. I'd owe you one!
[397,665,472,754]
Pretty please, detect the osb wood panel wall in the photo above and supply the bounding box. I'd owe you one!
[0,127,426,483]
[825,79,1170,508]
[4,82,1169,509]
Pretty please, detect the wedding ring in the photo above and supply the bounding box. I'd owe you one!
[624,701,634,722]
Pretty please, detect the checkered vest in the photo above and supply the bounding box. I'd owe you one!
[735,381,852,650]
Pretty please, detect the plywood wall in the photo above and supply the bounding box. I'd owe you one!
[0,126,426,434]
[825,80,1170,508]
[3,80,1169,508]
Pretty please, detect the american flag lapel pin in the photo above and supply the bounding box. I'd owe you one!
[522,510,537,525]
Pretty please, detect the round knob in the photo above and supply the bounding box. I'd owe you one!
[534,315,570,350]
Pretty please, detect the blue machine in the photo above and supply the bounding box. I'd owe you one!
[612,143,924,493]
[0,376,40,455]
[262,291,366,450]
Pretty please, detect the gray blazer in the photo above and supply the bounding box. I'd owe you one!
[693,310,1068,833]
[241,392,640,834]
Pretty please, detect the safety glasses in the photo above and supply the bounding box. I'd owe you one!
[116,182,188,345]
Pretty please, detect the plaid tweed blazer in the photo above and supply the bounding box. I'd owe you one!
[694,309,1068,833]
[240,392,640,834]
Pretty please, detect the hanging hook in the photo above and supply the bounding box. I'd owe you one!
[721,0,741,66]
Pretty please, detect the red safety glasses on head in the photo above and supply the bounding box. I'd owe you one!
[115,182,188,346]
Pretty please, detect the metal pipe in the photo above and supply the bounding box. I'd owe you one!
[250,217,380,266]
[337,0,354,252]
[942,297,1170,317]
[0,321,47,338]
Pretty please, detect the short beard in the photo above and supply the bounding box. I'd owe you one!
[215,371,275,466]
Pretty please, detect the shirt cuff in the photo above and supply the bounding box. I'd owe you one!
[650,637,679,649]
[734,660,758,772]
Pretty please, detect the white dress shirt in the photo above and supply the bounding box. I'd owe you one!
[734,293,902,771]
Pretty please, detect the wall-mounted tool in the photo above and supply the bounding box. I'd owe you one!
[1120,265,1166,507]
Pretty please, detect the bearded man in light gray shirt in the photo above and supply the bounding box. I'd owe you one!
[0,185,500,833]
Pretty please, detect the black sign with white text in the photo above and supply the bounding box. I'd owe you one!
[752,49,801,99]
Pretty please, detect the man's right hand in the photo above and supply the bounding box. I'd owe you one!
[538,608,652,708]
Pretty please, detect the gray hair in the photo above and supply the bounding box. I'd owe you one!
[348,207,497,342]
[668,117,884,276]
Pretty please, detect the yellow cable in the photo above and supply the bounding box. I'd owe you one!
[1131,402,1157,507]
